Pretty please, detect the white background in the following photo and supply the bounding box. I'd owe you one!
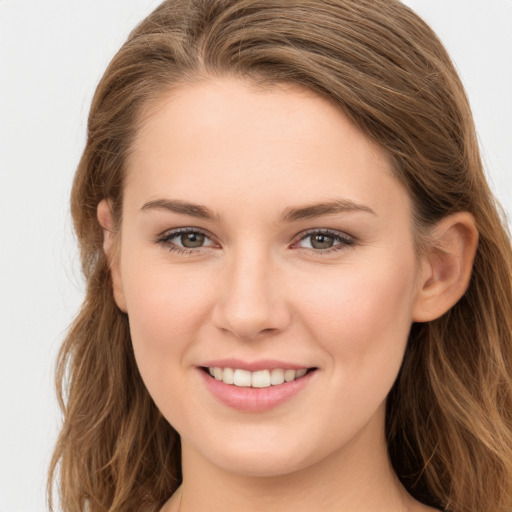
[0,1,510,511]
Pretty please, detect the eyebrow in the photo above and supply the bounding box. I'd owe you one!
[279,199,376,223]
[141,199,221,221]
[140,198,376,223]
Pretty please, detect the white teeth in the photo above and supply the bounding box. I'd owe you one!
[251,370,271,388]
[284,369,296,382]
[207,366,309,388]
[270,368,285,385]
[233,369,252,387]
[222,367,234,385]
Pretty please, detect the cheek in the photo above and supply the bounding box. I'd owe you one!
[293,256,417,375]
[120,253,213,375]
[121,258,218,430]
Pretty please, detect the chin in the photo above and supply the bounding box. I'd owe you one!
[207,446,313,478]
[182,422,337,479]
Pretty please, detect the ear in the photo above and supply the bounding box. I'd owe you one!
[97,199,127,312]
[412,212,478,322]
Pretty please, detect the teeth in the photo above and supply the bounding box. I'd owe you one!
[207,367,310,388]
[252,370,271,388]
[270,368,285,385]
[284,369,296,382]
[223,367,234,385]
[233,369,252,387]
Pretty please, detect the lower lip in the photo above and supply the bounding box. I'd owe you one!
[199,369,315,412]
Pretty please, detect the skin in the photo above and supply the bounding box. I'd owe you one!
[99,78,477,512]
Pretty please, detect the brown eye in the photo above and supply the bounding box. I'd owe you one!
[158,228,216,253]
[310,233,335,250]
[296,230,354,253]
[180,232,205,248]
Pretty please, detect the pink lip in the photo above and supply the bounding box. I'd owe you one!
[200,359,310,371]
[198,367,316,412]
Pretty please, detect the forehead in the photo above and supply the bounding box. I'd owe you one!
[125,77,409,219]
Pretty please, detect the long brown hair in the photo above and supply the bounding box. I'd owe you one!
[49,1,512,511]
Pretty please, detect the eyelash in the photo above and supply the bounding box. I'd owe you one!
[157,228,216,255]
[156,228,356,255]
[294,229,355,254]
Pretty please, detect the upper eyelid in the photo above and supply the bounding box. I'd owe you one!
[158,226,215,240]
[158,226,352,237]
[295,228,354,241]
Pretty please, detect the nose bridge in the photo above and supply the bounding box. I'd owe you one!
[213,243,289,340]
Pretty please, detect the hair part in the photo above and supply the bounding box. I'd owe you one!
[49,1,512,511]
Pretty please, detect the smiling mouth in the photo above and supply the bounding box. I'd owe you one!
[202,367,317,388]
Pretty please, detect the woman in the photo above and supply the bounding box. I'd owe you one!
[48,1,512,511]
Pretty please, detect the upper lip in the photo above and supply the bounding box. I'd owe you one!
[200,359,313,372]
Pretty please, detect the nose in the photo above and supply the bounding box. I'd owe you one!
[212,248,291,341]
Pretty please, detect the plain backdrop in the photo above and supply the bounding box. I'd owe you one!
[0,1,511,511]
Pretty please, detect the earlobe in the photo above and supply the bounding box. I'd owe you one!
[412,212,478,323]
[97,199,127,312]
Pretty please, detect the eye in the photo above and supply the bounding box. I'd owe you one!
[295,229,355,252]
[157,228,216,253]
[177,231,206,248]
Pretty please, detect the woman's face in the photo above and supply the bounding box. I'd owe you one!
[109,78,429,477]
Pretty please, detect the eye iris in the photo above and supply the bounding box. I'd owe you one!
[180,232,205,248]
[311,234,334,249]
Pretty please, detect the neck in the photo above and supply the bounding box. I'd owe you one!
[166,416,414,512]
